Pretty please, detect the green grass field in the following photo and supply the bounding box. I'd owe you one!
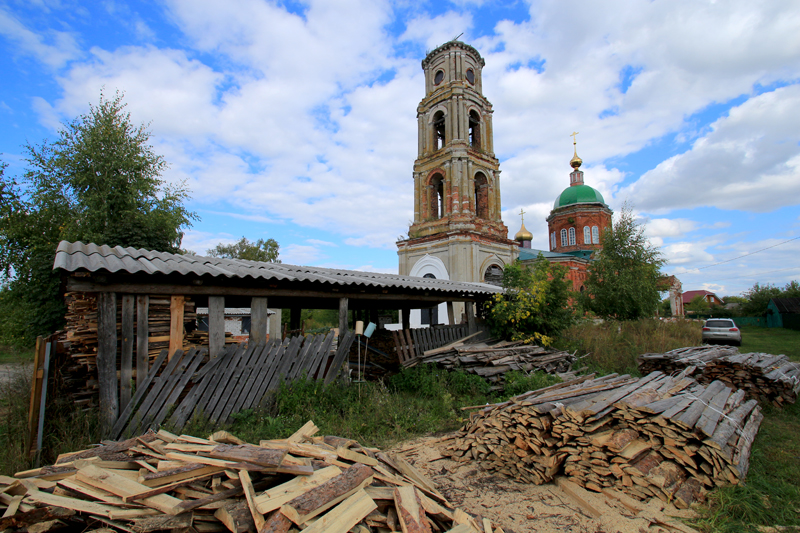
[738,325,800,360]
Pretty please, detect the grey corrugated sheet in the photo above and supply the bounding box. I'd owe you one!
[53,241,503,295]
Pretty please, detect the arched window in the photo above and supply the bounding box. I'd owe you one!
[568,227,576,246]
[592,226,599,244]
[550,232,556,250]
[429,174,444,219]
[466,68,475,84]
[560,229,567,247]
[583,226,591,244]
[484,265,503,287]
[468,110,481,149]
[433,111,446,150]
[474,172,488,218]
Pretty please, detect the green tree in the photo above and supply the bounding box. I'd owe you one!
[740,281,799,316]
[484,256,575,346]
[0,91,196,341]
[207,237,280,263]
[581,204,665,320]
[685,294,710,314]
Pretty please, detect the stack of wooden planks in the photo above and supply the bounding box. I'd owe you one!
[444,370,762,508]
[405,338,575,385]
[638,346,800,406]
[2,422,504,533]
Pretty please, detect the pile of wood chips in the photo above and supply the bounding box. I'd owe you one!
[638,346,800,406]
[405,339,576,387]
[2,422,504,533]
[444,370,763,509]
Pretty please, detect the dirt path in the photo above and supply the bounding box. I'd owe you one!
[390,434,700,533]
[0,362,31,388]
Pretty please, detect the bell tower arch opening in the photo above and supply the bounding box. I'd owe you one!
[429,173,445,219]
[469,110,481,150]
[474,171,489,219]
[433,110,446,151]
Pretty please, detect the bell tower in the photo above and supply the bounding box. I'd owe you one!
[398,41,518,312]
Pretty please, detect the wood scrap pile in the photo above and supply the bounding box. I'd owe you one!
[444,370,763,508]
[2,422,504,533]
[638,346,800,406]
[59,292,197,407]
[184,329,241,349]
[406,338,575,385]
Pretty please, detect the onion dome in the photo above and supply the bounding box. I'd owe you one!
[515,221,533,242]
[553,185,606,209]
[570,148,582,169]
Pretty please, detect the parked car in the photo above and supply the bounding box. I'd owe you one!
[702,318,742,346]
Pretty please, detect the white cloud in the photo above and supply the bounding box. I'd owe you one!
[281,243,328,266]
[0,7,80,68]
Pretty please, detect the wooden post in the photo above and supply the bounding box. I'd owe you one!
[169,295,185,359]
[338,297,349,338]
[208,296,225,358]
[290,307,301,330]
[97,291,118,434]
[466,302,476,334]
[136,295,149,388]
[25,336,45,456]
[401,308,410,330]
[120,295,134,409]
[446,302,455,325]
[250,297,268,345]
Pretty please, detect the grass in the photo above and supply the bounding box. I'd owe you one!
[739,325,800,360]
[0,344,35,365]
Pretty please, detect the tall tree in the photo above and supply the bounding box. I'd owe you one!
[207,237,280,263]
[581,204,665,320]
[0,91,196,341]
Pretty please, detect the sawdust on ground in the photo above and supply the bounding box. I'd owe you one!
[389,434,700,533]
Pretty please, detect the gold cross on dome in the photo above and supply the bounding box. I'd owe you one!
[519,208,526,222]
[570,131,579,145]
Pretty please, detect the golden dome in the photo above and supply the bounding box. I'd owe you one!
[515,221,533,242]
[570,147,582,169]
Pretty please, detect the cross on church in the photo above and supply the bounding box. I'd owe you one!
[570,131,579,145]
[519,208,526,223]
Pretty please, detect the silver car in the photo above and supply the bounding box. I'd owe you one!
[702,318,742,346]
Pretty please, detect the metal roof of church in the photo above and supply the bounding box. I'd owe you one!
[53,241,503,296]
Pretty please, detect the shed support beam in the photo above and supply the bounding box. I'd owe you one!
[250,297,268,346]
[97,292,118,435]
[339,297,349,338]
[290,307,302,330]
[120,294,134,410]
[447,302,455,325]
[208,296,225,358]
[401,308,410,330]
[466,302,476,334]
[169,295,185,360]
[136,295,149,389]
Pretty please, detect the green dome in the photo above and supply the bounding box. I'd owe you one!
[553,185,606,209]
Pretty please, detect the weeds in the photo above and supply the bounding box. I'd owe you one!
[502,370,561,398]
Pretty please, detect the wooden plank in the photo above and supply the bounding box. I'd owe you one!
[250,297,268,346]
[324,331,356,385]
[34,339,53,461]
[223,342,273,420]
[237,340,283,412]
[133,349,197,435]
[298,489,376,533]
[254,466,342,515]
[214,500,254,533]
[136,295,150,392]
[196,344,248,421]
[121,294,135,409]
[404,329,416,360]
[208,444,286,467]
[339,297,349,337]
[167,349,229,431]
[98,291,119,434]
[208,296,225,359]
[264,335,304,394]
[251,340,291,409]
[238,471,265,530]
[555,478,608,519]
[168,295,185,359]
[149,348,207,429]
[279,463,374,525]
[210,344,261,423]
[119,349,185,438]
[286,334,322,382]
[446,302,455,326]
[75,464,183,516]
[25,336,45,457]
[394,485,432,533]
[337,447,378,466]
[465,303,476,335]
[306,330,335,380]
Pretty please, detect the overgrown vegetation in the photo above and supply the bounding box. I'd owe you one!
[739,280,800,316]
[555,318,701,376]
[484,257,574,345]
[206,237,280,263]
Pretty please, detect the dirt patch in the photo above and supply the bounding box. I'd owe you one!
[0,362,30,388]
[390,434,700,533]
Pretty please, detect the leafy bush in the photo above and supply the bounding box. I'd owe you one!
[502,370,561,398]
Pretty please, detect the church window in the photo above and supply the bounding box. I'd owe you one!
[560,229,567,247]
[468,110,481,149]
[474,172,488,218]
[550,232,556,250]
[434,70,444,85]
[430,174,445,219]
[583,226,591,244]
[466,68,475,84]
[433,111,446,150]
[484,264,503,286]
[568,227,576,246]
[592,226,599,244]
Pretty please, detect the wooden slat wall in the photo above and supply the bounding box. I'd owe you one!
[114,330,354,438]
[391,324,470,364]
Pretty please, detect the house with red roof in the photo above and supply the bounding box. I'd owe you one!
[682,290,724,307]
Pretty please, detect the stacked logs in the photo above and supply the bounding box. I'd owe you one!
[638,346,800,406]
[411,340,576,385]
[3,422,502,533]
[444,371,763,508]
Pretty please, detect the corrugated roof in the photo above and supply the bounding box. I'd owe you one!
[53,241,503,296]
[772,297,800,314]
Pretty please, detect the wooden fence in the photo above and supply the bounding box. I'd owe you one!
[112,330,355,438]
[391,324,472,366]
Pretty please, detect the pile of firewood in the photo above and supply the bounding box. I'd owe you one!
[638,346,800,406]
[444,370,762,508]
[407,339,576,385]
[3,422,503,533]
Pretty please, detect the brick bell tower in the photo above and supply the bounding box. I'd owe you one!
[397,40,519,322]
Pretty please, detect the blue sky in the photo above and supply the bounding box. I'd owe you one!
[1,0,799,297]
